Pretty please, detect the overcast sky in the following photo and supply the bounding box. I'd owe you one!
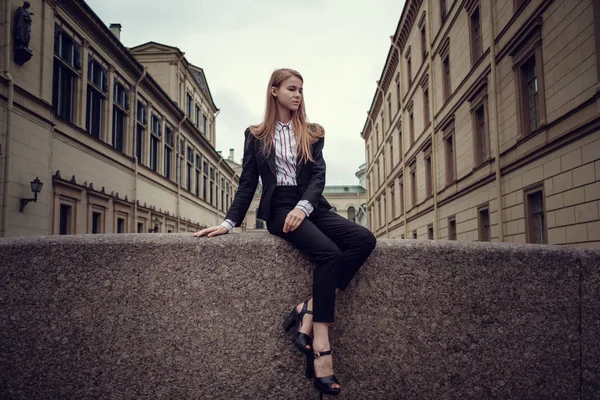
[86,0,405,185]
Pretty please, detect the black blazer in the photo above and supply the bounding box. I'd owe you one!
[225,128,331,226]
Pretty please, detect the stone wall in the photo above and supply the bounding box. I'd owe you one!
[1,234,598,399]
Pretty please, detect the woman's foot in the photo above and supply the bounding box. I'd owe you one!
[296,299,313,351]
[312,342,341,390]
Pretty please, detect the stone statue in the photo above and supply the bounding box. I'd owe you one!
[14,1,33,48]
[14,1,34,65]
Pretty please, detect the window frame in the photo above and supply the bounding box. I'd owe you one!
[524,184,547,244]
[511,23,546,138]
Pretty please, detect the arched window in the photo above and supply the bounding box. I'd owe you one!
[255,208,264,229]
[348,206,356,222]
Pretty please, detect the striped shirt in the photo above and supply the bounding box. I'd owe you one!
[221,121,314,231]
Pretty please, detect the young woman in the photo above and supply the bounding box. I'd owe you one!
[194,68,376,398]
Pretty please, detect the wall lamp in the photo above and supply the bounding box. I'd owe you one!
[153,217,160,233]
[20,177,43,212]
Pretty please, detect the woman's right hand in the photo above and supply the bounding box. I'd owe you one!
[194,226,228,238]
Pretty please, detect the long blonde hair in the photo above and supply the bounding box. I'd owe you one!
[249,68,324,163]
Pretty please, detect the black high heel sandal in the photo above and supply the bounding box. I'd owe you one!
[282,301,313,354]
[305,349,341,398]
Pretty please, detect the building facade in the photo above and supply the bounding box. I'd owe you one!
[0,0,238,237]
[362,0,600,247]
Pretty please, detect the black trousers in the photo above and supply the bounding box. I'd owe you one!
[267,186,376,323]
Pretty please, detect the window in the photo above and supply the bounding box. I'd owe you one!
[203,114,207,135]
[469,6,483,64]
[187,146,193,191]
[136,101,147,164]
[220,177,225,212]
[117,217,125,233]
[53,27,80,123]
[195,104,200,128]
[410,161,417,207]
[412,230,417,239]
[150,114,162,172]
[512,23,545,137]
[427,224,434,240]
[525,186,546,244]
[390,187,396,218]
[396,80,401,109]
[92,212,102,234]
[59,204,73,235]
[195,155,201,197]
[112,80,128,152]
[440,0,447,22]
[86,57,107,139]
[186,93,192,117]
[209,166,214,205]
[389,139,394,170]
[444,125,456,185]
[399,177,404,214]
[375,124,380,148]
[176,138,184,184]
[406,49,412,86]
[421,24,427,60]
[387,98,392,125]
[478,205,490,241]
[443,55,451,101]
[409,111,414,145]
[448,217,457,240]
[256,208,265,229]
[164,125,173,180]
[226,182,230,211]
[137,222,144,233]
[473,103,488,165]
[348,206,356,222]
[423,88,430,126]
[203,161,208,201]
[424,146,432,198]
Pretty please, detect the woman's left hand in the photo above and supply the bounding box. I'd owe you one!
[283,208,306,233]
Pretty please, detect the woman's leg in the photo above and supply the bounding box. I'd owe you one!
[309,210,377,291]
[267,208,342,323]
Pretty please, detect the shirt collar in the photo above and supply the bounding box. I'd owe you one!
[276,120,292,130]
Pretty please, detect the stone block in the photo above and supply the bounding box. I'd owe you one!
[566,224,588,244]
[564,187,585,207]
[561,148,582,172]
[575,202,599,224]
[581,249,600,399]
[555,206,576,227]
[553,171,573,193]
[585,182,600,202]
[573,163,596,188]
[0,235,594,399]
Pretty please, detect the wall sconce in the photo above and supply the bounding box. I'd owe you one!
[20,177,43,212]
[153,217,160,233]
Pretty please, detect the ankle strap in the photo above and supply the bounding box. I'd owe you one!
[301,301,313,316]
[314,350,332,359]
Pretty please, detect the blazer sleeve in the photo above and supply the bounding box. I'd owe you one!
[224,128,259,226]
[300,136,326,209]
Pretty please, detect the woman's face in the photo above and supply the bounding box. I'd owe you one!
[272,76,303,113]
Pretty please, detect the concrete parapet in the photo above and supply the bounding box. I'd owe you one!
[0,234,598,399]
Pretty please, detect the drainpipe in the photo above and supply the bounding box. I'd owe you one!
[132,67,147,232]
[488,1,504,241]
[2,0,14,237]
[176,115,186,231]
